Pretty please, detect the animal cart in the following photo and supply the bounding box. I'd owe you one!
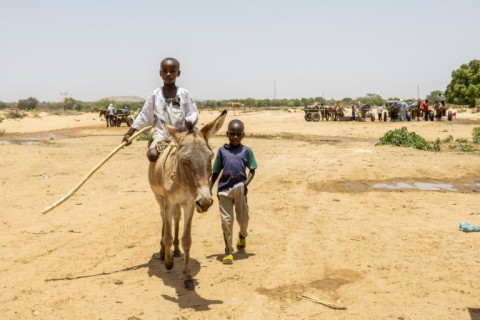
[115,109,134,127]
[304,105,320,122]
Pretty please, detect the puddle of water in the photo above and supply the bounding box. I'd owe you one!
[373,182,457,191]
[0,140,43,145]
[310,179,479,193]
[311,278,345,290]
[414,182,456,191]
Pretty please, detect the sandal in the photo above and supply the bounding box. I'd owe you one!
[222,254,233,264]
[236,238,246,253]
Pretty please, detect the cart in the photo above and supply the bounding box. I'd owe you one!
[303,105,320,122]
[115,109,134,127]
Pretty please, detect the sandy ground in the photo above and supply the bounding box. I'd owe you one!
[1,108,480,320]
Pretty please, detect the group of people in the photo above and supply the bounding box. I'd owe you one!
[371,93,447,122]
[123,57,257,265]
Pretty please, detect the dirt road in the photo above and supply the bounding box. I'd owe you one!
[1,110,479,319]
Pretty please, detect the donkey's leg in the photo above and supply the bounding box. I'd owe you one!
[182,202,195,290]
[162,201,174,270]
[153,194,166,261]
[173,204,181,257]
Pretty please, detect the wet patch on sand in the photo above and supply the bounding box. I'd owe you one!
[309,179,480,193]
[0,140,44,145]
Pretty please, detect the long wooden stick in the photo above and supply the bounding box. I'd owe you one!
[42,126,153,214]
[301,293,347,310]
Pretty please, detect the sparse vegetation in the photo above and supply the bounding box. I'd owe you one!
[0,129,5,136]
[378,128,478,153]
[448,141,476,152]
[473,127,480,144]
[6,110,27,119]
[442,135,454,143]
[376,127,440,151]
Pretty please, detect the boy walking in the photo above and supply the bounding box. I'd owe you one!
[122,57,198,162]
[210,120,257,264]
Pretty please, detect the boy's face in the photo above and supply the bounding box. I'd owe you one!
[160,59,181,85]
[226,122,244,146]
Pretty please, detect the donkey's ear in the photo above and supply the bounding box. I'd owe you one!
[201,110,227,140]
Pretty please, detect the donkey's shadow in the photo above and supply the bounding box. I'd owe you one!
[147,253,223,311]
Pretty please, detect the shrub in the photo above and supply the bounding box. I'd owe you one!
[376,127,439,151]
[442,135,454,143]
[458,142,476,152]
[6,110,27,119]
[473,127,480,144]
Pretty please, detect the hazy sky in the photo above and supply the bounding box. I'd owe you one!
[1,0,479,102]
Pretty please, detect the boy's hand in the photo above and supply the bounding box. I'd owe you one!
[243,182,248,196]
[123,134,132,146]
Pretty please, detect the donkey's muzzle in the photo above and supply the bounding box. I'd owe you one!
[195,196,213,213]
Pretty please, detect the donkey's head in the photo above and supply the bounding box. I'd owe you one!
[166,110,227,213]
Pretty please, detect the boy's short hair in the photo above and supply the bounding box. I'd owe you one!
[161,57,180,68]
[228,119,244,130]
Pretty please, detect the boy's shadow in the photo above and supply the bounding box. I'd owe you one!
[147,253,223,311]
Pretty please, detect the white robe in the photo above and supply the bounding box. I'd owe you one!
[131,87,198,139]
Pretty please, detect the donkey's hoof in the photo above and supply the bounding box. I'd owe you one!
[165,260,174,270]
[173,249,181,257]
[184,279,195,290]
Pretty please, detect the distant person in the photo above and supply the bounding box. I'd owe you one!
[377,105,383,121]
[210,119,258,265]
[439,93,446,116]
[121,105,129,115]
[423,99,429,121]
[351,106,356,121]
[440,93,445,108]
[399,100,407,121]
[107,103,116,127]
[122,57,198,162]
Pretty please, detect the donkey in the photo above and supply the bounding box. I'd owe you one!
[98,109,116,127]
[148,110,227,290]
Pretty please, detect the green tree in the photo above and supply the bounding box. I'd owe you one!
[94,98,114,111]
[63,97,77,110]
[314,96,326,105]
[17,97,39,110]
[445,59,480,107]
[358,93,384,106]
[0,101,8,109]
